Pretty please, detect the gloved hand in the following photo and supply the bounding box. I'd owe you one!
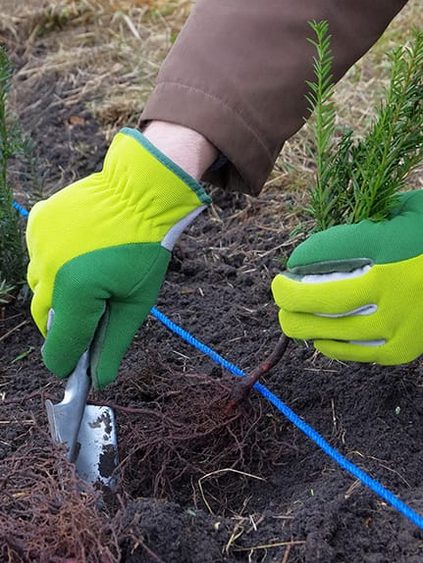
[272,190,423,365]
[27,127,210,388]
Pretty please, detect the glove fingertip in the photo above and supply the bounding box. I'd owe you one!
[42,315,93,380]
[90,301,152,389]
[271,273,287,303]
[278,309,296,339]
[41,340,76,379]
[90,353,120,390]
[88,310,121,389]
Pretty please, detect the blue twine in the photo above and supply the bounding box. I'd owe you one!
[15,200,423,530]
[150,314,423,530]
[13,200,29,217]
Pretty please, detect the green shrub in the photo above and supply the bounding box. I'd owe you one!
[307,21,423,231]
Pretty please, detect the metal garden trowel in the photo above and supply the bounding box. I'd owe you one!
[45,349,119,490]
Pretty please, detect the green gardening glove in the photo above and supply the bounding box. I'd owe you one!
[272,190,423,365]
[26,127,210,388]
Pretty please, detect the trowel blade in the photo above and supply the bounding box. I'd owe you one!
[75,405,119,490]
[45,397,84,464]
[45,352,91,464]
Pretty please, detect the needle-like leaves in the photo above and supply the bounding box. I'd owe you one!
[307,23,423,231]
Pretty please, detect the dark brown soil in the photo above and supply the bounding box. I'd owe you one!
[1,31,423,563]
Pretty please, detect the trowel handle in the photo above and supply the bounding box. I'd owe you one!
[62,351,91,407]
[45,308,102,463]
[46,309,91,403]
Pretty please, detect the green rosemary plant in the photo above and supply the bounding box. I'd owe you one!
[307,21,423,231]
[0,46,25,289]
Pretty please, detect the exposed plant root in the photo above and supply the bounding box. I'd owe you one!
[226,334,290,412]
[0,356,292,557]
[0,434,120,562]
[115,360,292,514]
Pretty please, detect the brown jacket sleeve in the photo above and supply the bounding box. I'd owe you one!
[141,0,408,195]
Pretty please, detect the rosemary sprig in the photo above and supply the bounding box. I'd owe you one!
[350,32,423,222]
[305,21,337,230]
[307,23,423,231]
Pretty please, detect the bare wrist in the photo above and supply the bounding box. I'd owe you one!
[143,121,218,181]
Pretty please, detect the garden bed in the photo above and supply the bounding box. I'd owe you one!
[1,2,423,561]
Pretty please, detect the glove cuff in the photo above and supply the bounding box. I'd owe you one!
[101,127,211,249]
[119,127,211,206]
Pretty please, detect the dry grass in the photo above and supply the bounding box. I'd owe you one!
[277,0,423,203]
[0,0,421,206]
[0,0,191,141]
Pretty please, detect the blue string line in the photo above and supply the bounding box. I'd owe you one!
[150,315,423,531]
[15,200,423,530]
[13,200,29,217]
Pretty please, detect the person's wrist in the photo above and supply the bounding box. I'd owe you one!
[143,120,218,181]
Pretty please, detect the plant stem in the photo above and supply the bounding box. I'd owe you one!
[226,335,290,411]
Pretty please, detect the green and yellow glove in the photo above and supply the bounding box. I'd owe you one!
[272,190,423,365]
[27,127,210,388]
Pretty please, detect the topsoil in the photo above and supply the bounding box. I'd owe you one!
[1,32,423,563]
